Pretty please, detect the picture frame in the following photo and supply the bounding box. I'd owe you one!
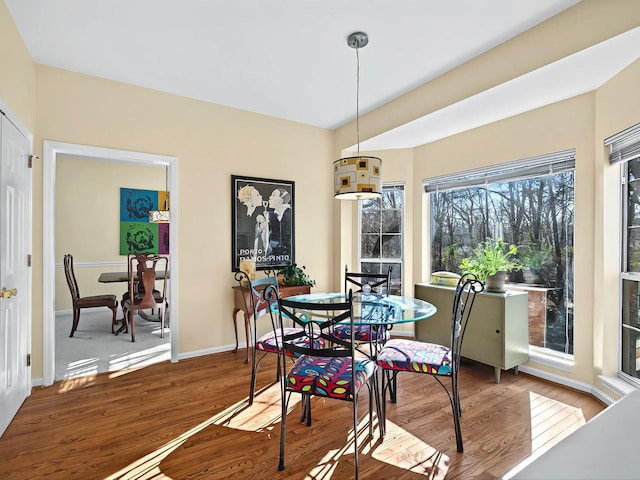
[231,175,295,271]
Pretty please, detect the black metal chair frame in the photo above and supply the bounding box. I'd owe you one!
[378,273,484,450]
[234,271,281,405]
[344,264,392,295]
[271,287,378,479]
[341,265,393,351]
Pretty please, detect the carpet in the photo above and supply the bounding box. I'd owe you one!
[55,309,170,380]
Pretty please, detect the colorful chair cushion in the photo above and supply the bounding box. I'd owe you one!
[376,338,452,376]
[286,355,376,400]
[333,324,390,343]
[256,328,324,356]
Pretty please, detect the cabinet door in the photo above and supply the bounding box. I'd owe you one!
[461,294,505,366]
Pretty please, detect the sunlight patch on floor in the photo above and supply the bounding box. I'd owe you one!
[371,420,450,479]
[528,390,586,454]
[101,384,449,479]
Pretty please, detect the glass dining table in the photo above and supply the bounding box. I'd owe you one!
[279,291,437,327]
[270,291,437,437]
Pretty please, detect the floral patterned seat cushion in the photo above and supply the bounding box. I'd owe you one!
[376,338,452,376]
[256,328,324,356]
[286,355,376,400]
[333,324,390,343]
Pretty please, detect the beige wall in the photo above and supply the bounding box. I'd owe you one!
[593,59,640,394]
[0,1,36,130]
[31,66,334,373]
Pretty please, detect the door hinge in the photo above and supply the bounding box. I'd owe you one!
[28,155,38,168]
[26,353,31,367]
[27,255,31,267]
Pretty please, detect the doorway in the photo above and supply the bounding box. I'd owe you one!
[42,142,178,386]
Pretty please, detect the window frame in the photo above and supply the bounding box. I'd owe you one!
[358,183,405,296]
[609,122,640,386]
[424,150,576,361]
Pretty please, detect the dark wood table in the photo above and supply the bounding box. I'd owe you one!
[98,271,168,283]
[232,284,310,363]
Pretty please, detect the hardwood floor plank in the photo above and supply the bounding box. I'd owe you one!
[0,353,604,479]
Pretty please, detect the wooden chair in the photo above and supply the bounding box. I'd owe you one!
[120,252,162,321]
[376,273,484,449]
[271,288,377,479]
[121,253,169,342]
[63,254,118,337]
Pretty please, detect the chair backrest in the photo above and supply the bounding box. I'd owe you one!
[128,253,168,309]
[273,290,357,395]
[234,270,280,320]
[450,273,484,366]
[344,264,392,295]
[63,254,80,302]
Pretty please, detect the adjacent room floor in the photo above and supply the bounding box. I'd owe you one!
[55,309,170,380]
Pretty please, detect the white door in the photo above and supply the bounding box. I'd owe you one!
[0,114,31,436]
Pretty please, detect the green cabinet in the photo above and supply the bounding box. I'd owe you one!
[414,283,529,383]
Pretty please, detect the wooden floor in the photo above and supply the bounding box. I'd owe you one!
[0,350,604,480]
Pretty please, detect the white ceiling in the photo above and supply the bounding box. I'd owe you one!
[5,0,639,150]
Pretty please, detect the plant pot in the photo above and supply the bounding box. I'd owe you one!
[522,267,540,284]
[485,271,507,293]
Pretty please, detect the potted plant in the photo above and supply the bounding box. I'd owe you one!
[278,262,316,287]
[459,238,521,292]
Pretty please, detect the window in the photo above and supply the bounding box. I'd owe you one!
[359,184,404,295]
[425,150,575,356]
[611,122,640,383]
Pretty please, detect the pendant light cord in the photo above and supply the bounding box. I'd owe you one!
[356,44,361,156]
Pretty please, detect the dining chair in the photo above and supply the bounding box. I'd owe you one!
[234,271,283,405]
[63,254,119,337]
[333,265,393,344]
[271,288,377,479]
[120,252,162,319]
[376,273,484,450]
[121,253,169,342]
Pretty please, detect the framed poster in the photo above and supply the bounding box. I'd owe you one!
[119,187,169,255]
[231,175,295,271]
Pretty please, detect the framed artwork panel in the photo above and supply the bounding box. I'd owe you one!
[231,175,295,271]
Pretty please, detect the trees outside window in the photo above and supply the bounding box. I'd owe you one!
[359,184,404,295]
[429,170,575,355]
[621,157,640,381]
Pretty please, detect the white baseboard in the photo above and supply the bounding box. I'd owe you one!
[519,364,614,405]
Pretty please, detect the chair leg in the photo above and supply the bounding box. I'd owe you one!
[110,306,117,334]
[353,394,359,480]
[278,391,289,471]
[248,345,258,406]
[451,377,463,452]
[69,308,80,337]
[389,370,398,403]
[129,309,136,342]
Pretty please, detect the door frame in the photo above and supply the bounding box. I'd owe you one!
[42,141,179,386]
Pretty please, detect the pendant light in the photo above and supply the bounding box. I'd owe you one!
[334,32,382,200]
